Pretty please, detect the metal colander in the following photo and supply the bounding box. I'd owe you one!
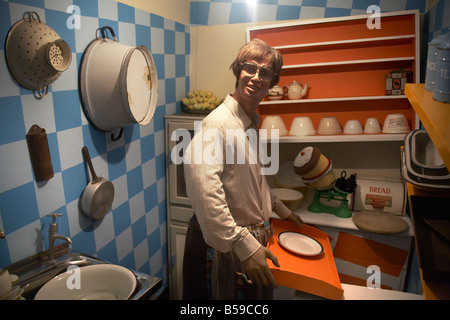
[5,11,72,98]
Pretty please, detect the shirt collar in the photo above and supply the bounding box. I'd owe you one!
[223,94,260,130]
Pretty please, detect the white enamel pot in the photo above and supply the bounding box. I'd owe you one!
[80,26,158,140]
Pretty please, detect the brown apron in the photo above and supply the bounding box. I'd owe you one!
[182,216,273,300]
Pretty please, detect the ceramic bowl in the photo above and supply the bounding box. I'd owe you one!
[382,114,410,133]
[35,264,137,300]
[289,116,316,136]
[260,115,288,137]
[271,188,304,210]
[364,118,381,134]
[343,120,363,134]
[317,116,342,135]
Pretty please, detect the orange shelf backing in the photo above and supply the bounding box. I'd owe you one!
[281,41,415,66]
[249,14,416,47]
[250,12,418,135]
[267,219,343,300]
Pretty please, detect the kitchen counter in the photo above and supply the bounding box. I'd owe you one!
[274,284,423,300]
[272,189,414,237]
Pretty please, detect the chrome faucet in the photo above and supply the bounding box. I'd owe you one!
[47,213,72,262]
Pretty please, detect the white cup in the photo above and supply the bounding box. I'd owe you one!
[343,120,363,134]
[317,116,342,135]
[364,118,381,134]
[260,115,288,137]
[289,117,316,136]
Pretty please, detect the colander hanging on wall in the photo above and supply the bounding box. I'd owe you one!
[5,11,72,98]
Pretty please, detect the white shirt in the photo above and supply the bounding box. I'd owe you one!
[184,94,291,261]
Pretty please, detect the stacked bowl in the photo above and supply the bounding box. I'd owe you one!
[401,130,450,189]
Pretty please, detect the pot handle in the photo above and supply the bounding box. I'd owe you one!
[98,26,117,41]
[111,128,124,141]
[34,85,50,99]
[82,146,100,183]
[23,11,41,23]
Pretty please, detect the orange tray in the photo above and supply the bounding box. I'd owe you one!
[267,219,343,300]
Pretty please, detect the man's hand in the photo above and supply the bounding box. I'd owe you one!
[242,246,279,288]
[287,212,304,228]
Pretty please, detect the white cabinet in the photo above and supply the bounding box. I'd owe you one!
[165,113,203,299]
[169,224,188,300]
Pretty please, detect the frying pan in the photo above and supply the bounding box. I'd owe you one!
[81,146,114,220]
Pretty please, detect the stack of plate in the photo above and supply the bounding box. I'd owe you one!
[0,269,23,300]
[401,130,450,189]
[0,286,24,300]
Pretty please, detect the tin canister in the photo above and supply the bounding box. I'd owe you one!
[351,176,407,216]
[425,34,446,91]
[433,32,450,103]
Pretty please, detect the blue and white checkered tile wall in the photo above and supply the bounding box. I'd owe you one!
[190,0,427,26]
[0,0,190,292]
[425,0,450,41]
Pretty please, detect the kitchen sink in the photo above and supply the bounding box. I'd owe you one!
[4,244,161,300]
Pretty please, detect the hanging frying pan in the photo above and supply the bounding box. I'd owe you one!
[81,146,114,220]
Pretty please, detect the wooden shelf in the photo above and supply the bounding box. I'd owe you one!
[263,133,406,143]
[405,83,450,171]
[249,11,419,143]
[273,35,416,51]
[260,95,407,105]
[283,57,415,70]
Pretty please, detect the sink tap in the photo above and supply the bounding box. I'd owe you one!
[47,213,72,262]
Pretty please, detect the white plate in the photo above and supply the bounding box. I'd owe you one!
[278,232,323,256]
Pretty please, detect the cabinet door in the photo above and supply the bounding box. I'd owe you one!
[169,224,188,300]
[169,205,194,225]
[167,121,197,206]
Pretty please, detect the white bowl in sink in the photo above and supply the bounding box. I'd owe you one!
[35,264,136,300]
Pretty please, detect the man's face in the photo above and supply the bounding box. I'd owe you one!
[236,59,273,104]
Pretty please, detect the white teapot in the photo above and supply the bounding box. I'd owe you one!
[284,81,308,100]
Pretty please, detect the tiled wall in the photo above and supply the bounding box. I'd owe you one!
[425,0,450,40]
[190,0,427,26]
[0,0,190,293]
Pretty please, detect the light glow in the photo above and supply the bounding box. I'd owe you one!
[247,0,257,8]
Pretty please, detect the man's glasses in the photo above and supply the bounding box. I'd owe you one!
[240,62,276,82]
